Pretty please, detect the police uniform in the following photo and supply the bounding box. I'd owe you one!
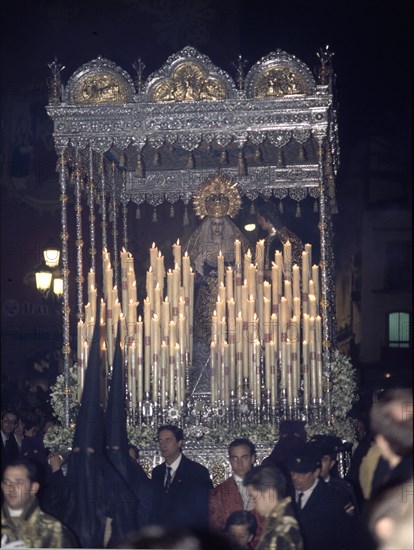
[287,445,363,550]
[309,434,359,515]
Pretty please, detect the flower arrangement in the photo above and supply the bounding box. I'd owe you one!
[306,350,358,443]
[43,365,78,452]
[45,352,358,452]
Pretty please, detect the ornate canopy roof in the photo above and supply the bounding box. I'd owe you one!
[46,45,338,211]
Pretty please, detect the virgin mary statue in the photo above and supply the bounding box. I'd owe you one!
[184,173,249,389]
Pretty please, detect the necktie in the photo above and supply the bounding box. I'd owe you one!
[298,492,304,511]
[164,466,172,493]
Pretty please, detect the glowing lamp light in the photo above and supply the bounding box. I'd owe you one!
[43,248,60,268]
[53,277,64,296]
[244,223,256,232]
[35,271,53,293]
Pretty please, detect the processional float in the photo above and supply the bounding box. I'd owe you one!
[46,45,343,460]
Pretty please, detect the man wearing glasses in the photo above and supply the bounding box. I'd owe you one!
[1,410,20,472]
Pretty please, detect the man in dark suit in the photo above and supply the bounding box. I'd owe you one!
[1,410,20,473]
[287,444,363,550]
[150,424,213,529]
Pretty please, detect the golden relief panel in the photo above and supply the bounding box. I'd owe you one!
[151,62,226,102]
[252,67,307,98]
[73,72,131,104]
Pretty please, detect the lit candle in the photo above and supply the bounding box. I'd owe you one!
[255,239,265,272]
[309,316,316,400]
[151,315,160,403]
[173,239,181,271]
[312,265,320,309]
[223,341,230,406]
[146,268,154,312]
[156,252,165,296]
[128,341,137,408]
[154,283,161,320]
[160,341,168,408]
[286,339,293,406]
[255,339,261,406]
[309,294,317,318]
[302,251,309,315]
[172,267,180,321]
[302,340,310,407]
[210,341,217,404]
[217,250,224,288]
[236,312,243,398]
[271,262,280,315]
[316,315,322,400]
[161,298,170,344]
[283,240,292,281]
[270,340,277,407]
[304,244,312,270]
[150,242,158,277]
[137,316,143,402]
[226,266,234,301]
[234,240,241,269]
[292,264,300,301]
[143,299,151,394]
[169,320,177,401]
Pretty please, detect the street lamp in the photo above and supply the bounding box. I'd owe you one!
[35,245,63,299]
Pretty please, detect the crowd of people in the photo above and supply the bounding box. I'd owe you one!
[1,386,412,549]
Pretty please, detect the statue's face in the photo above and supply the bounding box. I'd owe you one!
[210,217,224,237]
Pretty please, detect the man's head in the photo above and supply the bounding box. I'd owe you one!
[308,435,342,480]
[128,444,140,463]
[1,459,40,510]
[225,510,257,549]
[228,438,256,479]
[244,465,287,518]
[157,425,183,465]
[1,410,18,436]
[287,445,322,492]
[370,388,413,466]
[257,203,282,232]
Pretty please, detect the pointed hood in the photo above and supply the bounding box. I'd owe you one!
[105,322,130,480]
[72,311,104,453]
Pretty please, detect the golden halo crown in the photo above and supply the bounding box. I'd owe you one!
[192,173,242,219]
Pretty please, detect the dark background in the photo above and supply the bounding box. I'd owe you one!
[1,0,411,405]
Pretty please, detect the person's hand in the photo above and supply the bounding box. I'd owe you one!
[1,535,27,548]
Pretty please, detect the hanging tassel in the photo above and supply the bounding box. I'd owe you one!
[238,150,246,176]
[298,145,305,162]
[170,204,175,218]
[220,150,228,165]
[183,205,189,226]
[119,153,126,169]
[135,206,141,219]
[278,201,284,214]
[313,200,319,213]
[152,207,157,222]
[295,202,301,218]
[254,147,263,162]
[275,147,282,166]
[187,152,195,169]
[153,151,161,166]
[135,154,145,177]
[250,201,256,215]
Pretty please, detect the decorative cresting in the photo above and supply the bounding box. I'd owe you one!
[192,172,242,219]
[146,46,237,102]
[245,50,316,99]
[66,56,136,104]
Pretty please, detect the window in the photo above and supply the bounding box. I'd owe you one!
[388,312,410,348]
[385,241,412,291]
